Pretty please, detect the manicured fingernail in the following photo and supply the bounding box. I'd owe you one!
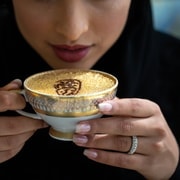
[98,102,112,111]
[73,135,88,144]
[12,79,22,85]
[83,149,98,158]
[76,123,91,133]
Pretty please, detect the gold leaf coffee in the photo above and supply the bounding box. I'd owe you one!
[25,69,116,96]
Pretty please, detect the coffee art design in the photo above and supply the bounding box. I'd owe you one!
[54,79,81,95]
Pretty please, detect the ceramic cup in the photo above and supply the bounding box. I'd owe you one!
[16,69,118,141]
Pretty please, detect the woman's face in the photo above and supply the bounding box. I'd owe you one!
[12,0,131,69]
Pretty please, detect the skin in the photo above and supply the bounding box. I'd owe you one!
[12,0,130,69]
[0,0,179,179]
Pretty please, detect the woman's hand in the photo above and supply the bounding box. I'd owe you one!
[0,79,48,163]
[73,97,179,179]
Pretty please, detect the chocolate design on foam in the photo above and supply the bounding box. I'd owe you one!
[54,79,81,95]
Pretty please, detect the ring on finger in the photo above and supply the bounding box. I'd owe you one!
[128,135,138,155]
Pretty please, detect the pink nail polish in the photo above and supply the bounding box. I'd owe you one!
[83,149,98,158]
[98,102,112,111]
[76,124,91,133]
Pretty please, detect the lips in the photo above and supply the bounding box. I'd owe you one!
[52,45,90,63]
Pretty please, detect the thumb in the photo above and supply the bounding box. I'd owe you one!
[0,79,22,90]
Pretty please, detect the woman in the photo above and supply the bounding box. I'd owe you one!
[0,0,179,179]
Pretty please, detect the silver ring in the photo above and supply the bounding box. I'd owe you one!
[128,136,138,155]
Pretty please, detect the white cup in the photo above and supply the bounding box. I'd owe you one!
[15,69,118,141]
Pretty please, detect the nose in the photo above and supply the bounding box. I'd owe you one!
[55,3,88,41]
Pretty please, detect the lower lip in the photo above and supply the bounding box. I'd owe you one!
[52,47,90,63]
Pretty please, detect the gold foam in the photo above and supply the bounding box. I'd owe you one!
[24,69,116,96]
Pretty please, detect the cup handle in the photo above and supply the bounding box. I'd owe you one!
[12,89,42,120]
[16,109,42,119]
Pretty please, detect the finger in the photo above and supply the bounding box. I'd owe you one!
[0,116,48,135]
[98,98,160,117]
[0,91,26,111]
[0,79,22,91]
[83,148,146,172]
[75,116,160,137]
[73,134,132,152]
[0,144,25,163]
[0,131,35,151]
[73,134,151,155]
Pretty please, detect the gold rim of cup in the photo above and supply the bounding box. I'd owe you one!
[23,69,118,117]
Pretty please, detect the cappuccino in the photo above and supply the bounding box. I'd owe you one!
[25,69,116,96]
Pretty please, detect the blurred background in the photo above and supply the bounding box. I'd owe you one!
[151,0,180,39]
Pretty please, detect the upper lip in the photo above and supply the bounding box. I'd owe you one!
[52,44,90,50]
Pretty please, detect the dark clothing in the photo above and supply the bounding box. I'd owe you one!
[0,0,180,179]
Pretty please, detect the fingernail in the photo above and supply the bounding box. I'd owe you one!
[76,123,91,133]
[11,79,22,86]
[83,149,98,158]
[73,135,88,144]
[98,102,112,112]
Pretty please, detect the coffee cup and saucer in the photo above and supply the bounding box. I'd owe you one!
[15,69,118,141]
